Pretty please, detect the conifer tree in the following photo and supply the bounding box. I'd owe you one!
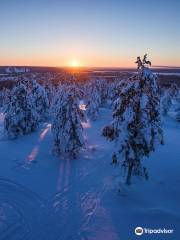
[43,80,55,106]
[50,84,66,117]
[161,89,172,116]
[52,85,86,159]
[31,80,49,121]
[4,81,38,139]
[86,83,101,120]
[175,88,180,121]
[169,83,179,101]
[1,88,11,111]
[95,78,108,106]
[176,109,180,122]
[103,55,163,184]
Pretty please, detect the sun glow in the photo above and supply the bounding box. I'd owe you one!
[69,59,80,67]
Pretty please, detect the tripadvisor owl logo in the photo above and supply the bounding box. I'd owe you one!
[135,227,143,236]
[134,227,173,235]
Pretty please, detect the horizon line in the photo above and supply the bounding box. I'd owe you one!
[0,65,180,69]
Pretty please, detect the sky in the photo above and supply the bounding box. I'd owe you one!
[0,0,179,67]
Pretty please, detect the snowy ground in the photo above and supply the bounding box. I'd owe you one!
[0,108,180,240]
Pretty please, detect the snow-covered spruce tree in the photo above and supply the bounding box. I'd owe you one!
[50,84,66,117]
[176,109,180,122]
[4,80,39,139]
[0,90,3,107]
[52,85,86,159]
[107,81,116,105]
[1,88,11,110]
[86,82,101,120]
[160,89,172,116]
[95,78,108,106]
[103,55,163,185]
[31,80,49,121]
[169,83,179,101]
[175,91,180,122]
[110,79,131,110]
[160,84,180,117]
[43,80,55,106]
[108,76,137,108]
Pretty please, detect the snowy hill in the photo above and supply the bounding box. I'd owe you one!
[0,107,179,239]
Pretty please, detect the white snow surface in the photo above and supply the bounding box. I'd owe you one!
[0,108,180,239]
[5,67,30,73]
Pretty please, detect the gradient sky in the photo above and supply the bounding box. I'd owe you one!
[0,0,179,67]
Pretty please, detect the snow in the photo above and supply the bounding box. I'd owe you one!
[156,72,180,76]
[0,107,180,239]
[5,67,30,74]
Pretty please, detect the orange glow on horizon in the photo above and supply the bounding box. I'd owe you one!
[69,59,80,68]
[0,55,179,68]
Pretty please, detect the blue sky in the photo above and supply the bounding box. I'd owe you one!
[0,0,179,67]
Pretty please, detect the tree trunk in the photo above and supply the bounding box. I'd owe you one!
[111,153,118,165]
[126,164,133,185]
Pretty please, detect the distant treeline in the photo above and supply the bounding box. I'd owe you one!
[0,66,180,74]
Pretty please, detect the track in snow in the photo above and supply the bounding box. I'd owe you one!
[50,150,118,240]
[0,110,119,240]
[0,178,52,240]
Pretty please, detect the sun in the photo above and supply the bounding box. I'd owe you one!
[69,59,80,68]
